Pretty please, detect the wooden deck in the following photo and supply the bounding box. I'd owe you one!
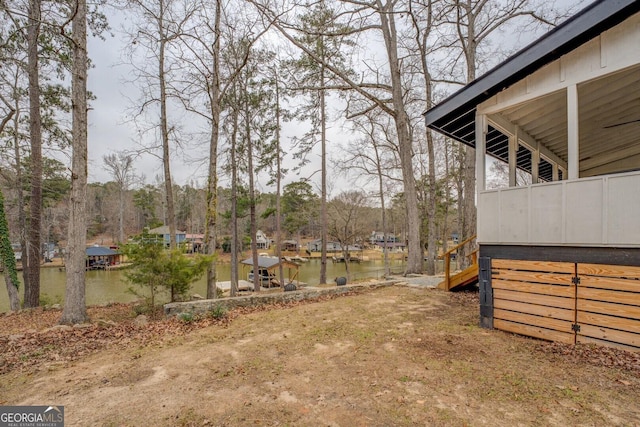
[438,235,479,291]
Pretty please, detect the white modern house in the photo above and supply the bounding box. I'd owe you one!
[425,0,640,350]
[255,230,270,250]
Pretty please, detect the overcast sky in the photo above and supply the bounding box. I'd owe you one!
[84,6,335,194]
[82,0,587,192]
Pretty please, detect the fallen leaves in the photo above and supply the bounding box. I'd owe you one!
[538,341,640,377]
[0,292,358,375]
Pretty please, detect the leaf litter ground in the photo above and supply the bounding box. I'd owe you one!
[1,285,639,426]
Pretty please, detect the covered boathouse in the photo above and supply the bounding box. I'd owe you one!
[425,0,640,350]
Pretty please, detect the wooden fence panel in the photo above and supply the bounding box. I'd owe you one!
[494,319,575,345]
[492,260,576,344]
[577,264,640,350]
[494,299,574,321]
[491,259,640,350]
[492,259,575,274]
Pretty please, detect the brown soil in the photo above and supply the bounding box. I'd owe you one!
[1,286,639,426]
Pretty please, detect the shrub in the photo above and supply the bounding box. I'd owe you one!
[123,232,213,306]
[177,312,195,323]
[208,304,227,320]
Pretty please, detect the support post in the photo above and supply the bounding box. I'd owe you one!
[567,85,580,180]
[478,256,493,329]
[532,142,540,184]
[476,112,487,192]
[509,129,518,187]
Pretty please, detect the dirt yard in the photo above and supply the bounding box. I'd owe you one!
[1,285,639,426]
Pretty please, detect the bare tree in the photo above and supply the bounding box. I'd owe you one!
[250,0,425,274]
[339,111,401,277]
[60,0,89,324]
[103,152,134,243]
[171,0,264,298]
[282,1,353,284]
[408,0,442,275]
[327,190,369,281]
[123,0,196,250]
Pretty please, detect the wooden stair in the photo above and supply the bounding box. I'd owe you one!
[438,235,479,291]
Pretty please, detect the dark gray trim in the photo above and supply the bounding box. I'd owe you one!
[424,0,640,148]
[478,256,493,329]
[480,245,640,267]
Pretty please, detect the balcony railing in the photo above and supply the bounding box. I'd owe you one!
[478,170,640,247]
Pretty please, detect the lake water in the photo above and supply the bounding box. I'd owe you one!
[0,258,407,312]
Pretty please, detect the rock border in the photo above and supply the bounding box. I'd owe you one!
[164,280,401,317]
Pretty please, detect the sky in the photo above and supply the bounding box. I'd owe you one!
[85,9,208,187]
[84,6,331,193]
[82,0,587,192]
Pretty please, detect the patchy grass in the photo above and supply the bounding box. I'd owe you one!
[1,285,639,426]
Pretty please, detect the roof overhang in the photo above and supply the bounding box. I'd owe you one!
[241,256,299,270]
[424,0,640,150]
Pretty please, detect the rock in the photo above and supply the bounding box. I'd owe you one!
[134,315,148,326]
[192,293,204,300]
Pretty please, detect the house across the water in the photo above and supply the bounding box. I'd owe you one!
[86,245,121,269]
[147,225,187,247]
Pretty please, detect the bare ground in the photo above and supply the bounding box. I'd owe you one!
[1,285,639,426]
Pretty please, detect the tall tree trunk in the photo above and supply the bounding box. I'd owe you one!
[460,9,478,269]
[246,91,260,292]
[378,1,422,274]
[274,78,284,287]
[25,0,42,308]
[205,0,221,299]
[373,145,389,276]
[158,2,177,251]
[425,129,437,274]
[118,187,125,243]
[230,103,239,297]
[319,61,328,285]
[410,0,437,275]
[442,140,451,257]
[60,0,89,324]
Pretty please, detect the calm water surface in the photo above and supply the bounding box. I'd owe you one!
[0,258,406,312]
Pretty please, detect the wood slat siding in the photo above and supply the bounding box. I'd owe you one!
[579,275,640,293]
[577,324,640,348]
[492,260,575,344]
[578,264,640,279]
[493,279,574,298]
[493,270,575,286]
[494,309,573,331]
[578,300,640,320]
[578,287,639,305]
[493,287,575,309]
[494,319,575,344]
[577,311,640,334]
[576,263,640,350]
[492,259,640,350]
[492,259,575,273]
